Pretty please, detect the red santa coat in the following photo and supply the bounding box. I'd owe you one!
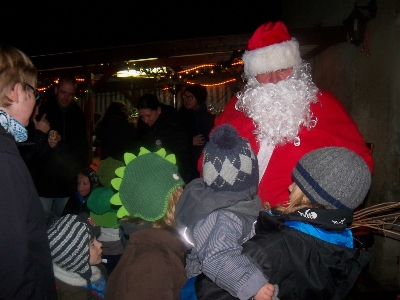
[199,90,374,207]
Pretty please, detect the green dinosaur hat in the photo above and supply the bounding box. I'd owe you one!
[87,186,119,228]
[110,147,184,221]
[96,157,125,188]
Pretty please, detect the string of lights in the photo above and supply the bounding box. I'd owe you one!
[37,60,243,95]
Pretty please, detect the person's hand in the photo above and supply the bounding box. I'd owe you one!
[193,134,205,146]
[33,113,50,133]
[254,283,278,300]
[48,133,61,148]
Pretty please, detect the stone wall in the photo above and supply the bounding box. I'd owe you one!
[284,0,400,289]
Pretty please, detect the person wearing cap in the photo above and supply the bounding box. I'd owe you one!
[134,93,192,183]
[175,124,278,300]
[0,44,57,299]
[47,213,106,299]
[61,166,99,218]
[87,185,123,276]
[202,21,373,209]
[195,147,371,299]
[104,147,188,300]
[179,84,216,181]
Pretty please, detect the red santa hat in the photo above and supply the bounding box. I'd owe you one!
[242,21,302,77]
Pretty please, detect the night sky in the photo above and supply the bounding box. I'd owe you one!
[2,1,282,56]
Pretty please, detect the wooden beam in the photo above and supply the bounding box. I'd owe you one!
[302,44,329,61]
[83,72,95,164]
[92,66,118,92]
[289,26,347,46]
[31,34,250,72]
[33,26,348,88]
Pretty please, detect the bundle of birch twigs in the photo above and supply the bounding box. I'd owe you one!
[350,202,400,237]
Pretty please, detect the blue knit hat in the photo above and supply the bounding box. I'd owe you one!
[292,147,371,210]
[202,124,259,192]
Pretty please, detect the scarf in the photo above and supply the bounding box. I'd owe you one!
[0,110,28,142]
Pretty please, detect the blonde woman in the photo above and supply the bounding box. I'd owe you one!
[0,44,57,299]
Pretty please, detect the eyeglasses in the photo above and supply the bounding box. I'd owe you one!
[23,82,40,100]
[182,94,194,101]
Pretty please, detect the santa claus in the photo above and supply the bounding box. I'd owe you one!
[200,21,374,208]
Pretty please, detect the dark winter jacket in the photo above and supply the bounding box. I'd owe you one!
[194,209,370,300]
[178,103,215,180]
[61,191,90,217]
[18,121,53,169]
[0,126,57,300]
[134,103,191,183]
[95,114,136,162]
[31,97,89,197]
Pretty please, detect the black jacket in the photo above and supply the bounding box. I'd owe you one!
[0,126,57,299]
[194,210,370,300]
[95,114,137,162]
[61,191,90,217]
[135,103,191,183]
[178,103,215,181]
[31,97,89,197]
[18,121,53,175]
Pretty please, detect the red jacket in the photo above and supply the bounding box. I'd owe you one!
[199,90,374,207]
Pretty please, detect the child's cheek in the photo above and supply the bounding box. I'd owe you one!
[80,186,91,197]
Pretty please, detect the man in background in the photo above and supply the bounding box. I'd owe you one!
[135,93,192,184]
[32,76,89,220]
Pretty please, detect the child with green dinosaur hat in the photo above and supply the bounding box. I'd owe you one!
[87,186,122,276]
[104,147,188,300]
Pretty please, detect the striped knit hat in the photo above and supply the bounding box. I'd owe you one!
[292,147,371,210]
[47,213,100,281]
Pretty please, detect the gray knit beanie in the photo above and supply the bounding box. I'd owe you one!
[47,213,100,280]
[292,147,371,210]
[202,124,259,192]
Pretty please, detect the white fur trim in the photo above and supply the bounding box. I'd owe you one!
[243,39,302,77]
[257,140,274,182]
[53,263,102,286]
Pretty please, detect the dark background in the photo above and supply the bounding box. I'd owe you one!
[1,1,282,56]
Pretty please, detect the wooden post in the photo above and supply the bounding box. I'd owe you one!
[84,72,95,165]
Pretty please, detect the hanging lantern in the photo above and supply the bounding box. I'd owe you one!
[342,0,377,47]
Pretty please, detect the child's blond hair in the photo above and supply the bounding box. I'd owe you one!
[121,186,183,229]
[273,190,324,214]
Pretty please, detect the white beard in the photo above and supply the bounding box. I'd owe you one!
[236,63,320,146]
